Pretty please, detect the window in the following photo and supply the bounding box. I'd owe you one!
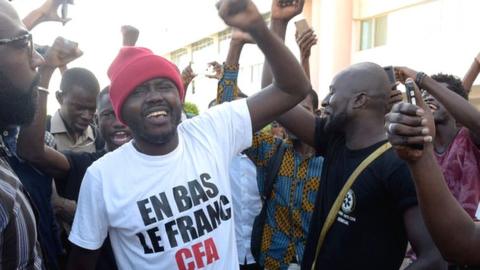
[359,15,387,50]
[192,38,214,65]
[218,29,232,60]
[171,49,189,70]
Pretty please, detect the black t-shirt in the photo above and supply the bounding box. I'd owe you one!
[56,150,106,201]
[301,118,418,270]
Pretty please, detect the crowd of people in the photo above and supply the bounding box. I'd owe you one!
[0,0,479,269]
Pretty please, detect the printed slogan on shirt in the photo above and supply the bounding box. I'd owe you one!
[135,173,231,269]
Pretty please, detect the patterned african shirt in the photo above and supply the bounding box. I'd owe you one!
[217,64,324,269]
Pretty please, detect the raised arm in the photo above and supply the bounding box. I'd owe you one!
[257,0,317,146]
[462,52,480,95]
[17,37,82,179]
[385,79,480,265]
[22,0,72,30]
[397,67,480,143]
[217,0,311,132]
[121,25,139,47]
[295,28,317,79]
[216,29,253,104]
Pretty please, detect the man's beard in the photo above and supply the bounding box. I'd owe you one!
[324,111,348,134]
[131,109,182,146]
[0,71,39,127]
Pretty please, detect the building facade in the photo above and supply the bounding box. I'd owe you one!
[166,0,480,110]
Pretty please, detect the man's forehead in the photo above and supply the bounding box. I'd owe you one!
[140,77,174,86]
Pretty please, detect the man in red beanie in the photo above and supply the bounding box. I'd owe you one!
[67,0,311,269]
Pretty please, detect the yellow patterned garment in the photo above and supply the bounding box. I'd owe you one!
[245,132,323,269]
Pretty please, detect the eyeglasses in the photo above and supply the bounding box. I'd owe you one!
[0,33,33,59]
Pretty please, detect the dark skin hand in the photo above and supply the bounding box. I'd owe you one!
[121,25,139,46]
[22,0,73,30]
[181,63,197,89]
[261,0,304,87]
[462,52,480,94]
[295,28,317,79]
[223,28,254,67]
[17,37,82,180]
[396,66,480,146]
[386,79,480,265]
[205,61,223,80]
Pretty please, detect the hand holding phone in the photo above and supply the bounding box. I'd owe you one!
[383,66,397,86]
[404,79,424,150]
[295,19,310,37]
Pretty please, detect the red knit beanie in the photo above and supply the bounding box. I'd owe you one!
[107,47,185,124]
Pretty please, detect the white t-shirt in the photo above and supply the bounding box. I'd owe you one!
[69,100,252,270]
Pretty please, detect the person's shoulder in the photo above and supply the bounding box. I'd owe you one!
[64,149,105,160]
[375,146,411,180]
[377,145,407,167]
[186,99,247,123]
[88,144,130,172]
[179,99,248,136]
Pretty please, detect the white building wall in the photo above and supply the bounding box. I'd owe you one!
[352,0,480,86]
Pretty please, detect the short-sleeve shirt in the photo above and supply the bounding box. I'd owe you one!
[50,111,96,153]
[69,99,252,270]
[301,118,418,270]
[435,128,480,219]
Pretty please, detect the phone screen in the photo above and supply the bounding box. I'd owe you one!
[295,19,310,36]
[405,80,424,150]
[405,81,417,105]
[383,66,396,87]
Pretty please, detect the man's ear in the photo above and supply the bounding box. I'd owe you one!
[56,91,63,105]
[352,92,368,109]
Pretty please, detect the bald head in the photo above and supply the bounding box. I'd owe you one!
[0,0,21,34]
[336,62,390,97]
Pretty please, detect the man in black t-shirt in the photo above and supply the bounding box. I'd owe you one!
[276,62,446,269]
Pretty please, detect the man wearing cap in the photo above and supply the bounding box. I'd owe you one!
[66,1,311,269]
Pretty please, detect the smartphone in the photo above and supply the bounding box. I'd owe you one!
[383,66,396,86]
[405,80,417,105]
[61,0,69,25]
[295,19,310,37]
[405,80,424,150]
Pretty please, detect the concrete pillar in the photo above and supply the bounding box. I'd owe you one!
[309,0,353,99]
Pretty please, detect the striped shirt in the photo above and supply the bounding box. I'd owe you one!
[0,140,43,269]
[217,64,324,269]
